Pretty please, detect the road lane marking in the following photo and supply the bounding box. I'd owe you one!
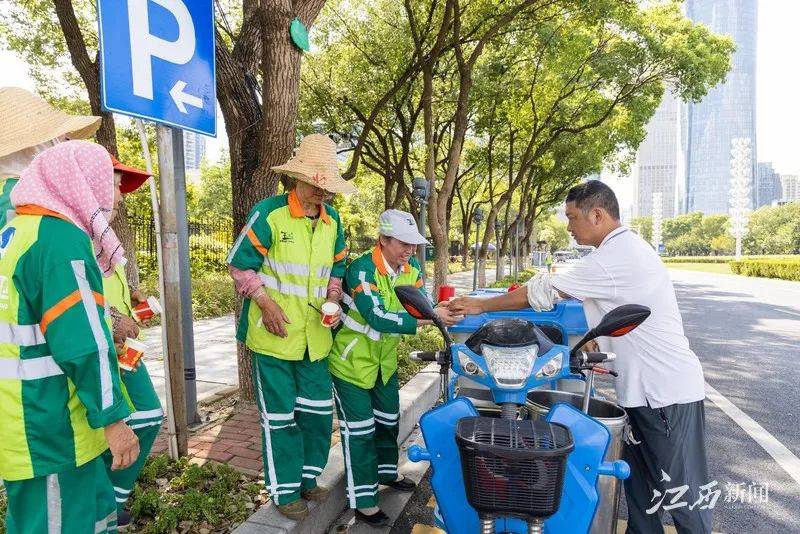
[705,381,800,487]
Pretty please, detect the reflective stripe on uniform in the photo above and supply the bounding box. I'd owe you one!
[47,474,61,534]
[0,322,45,346]
[317,265,332,279]
[295,397,333,415]
[227,211,261,263]
[72,260,113,410]
[255,364,279,497]
[94,511,117,533]
[258,274,308,298]
[341,315,381,342]
[0,356,63,380]
[333,385,357,508]
[373,409,399,426]
[125,408,164,422]
[264,257,310,276]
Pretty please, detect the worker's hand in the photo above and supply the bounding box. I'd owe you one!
[448,296,484,316]
[434,301,463,327]
[581,340,600,353]
[324,299,342,328]
[104,420,140,471]
[255,292,290,337]
[112,312,140,344]
[130,289,148,306]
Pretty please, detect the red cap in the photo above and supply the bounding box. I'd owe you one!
[110,156,152,194]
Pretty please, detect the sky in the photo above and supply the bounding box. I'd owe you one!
[2,1,798,211]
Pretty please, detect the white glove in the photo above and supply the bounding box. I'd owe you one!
[525,272,558,311]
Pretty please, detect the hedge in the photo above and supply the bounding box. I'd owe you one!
[662,255,797,264]
[729,259,800,281]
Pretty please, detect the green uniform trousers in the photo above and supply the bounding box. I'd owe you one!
[103,361,164,513]
[253,352,333,505]
[332,372,400,509]
[4,455,117,534]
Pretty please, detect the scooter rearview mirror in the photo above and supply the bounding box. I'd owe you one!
[570,304,650,356]
[593,304,651,338]
[395,285,453,346]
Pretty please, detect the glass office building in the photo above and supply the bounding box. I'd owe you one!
[685,0,758,214]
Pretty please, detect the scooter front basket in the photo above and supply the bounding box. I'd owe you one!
[455,417,574,521]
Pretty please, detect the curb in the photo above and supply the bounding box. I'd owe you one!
[232,363,441,534]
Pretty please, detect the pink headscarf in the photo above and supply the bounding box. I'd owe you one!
[12,140,124,276]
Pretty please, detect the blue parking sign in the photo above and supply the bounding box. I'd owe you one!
[97,0,217,136]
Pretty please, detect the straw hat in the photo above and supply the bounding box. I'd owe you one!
[272,134,357,194]
[0,87,102,158]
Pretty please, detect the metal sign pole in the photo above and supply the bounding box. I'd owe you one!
[135,119,179,459]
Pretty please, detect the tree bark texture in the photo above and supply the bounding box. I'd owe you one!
[52,0,139,288]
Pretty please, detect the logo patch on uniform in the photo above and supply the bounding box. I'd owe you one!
[280,231,295,243]
[0,227,16,258]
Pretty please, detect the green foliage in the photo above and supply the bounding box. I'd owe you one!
[332,173,386,254]
[534,216,570,253]
[490,269,538,288]
[0,491,6,534]
[127,455,258,534]
[729,258,800,281]
[396,326,444,385]
[191,155,233,221]
[743,203,800,255]
[660,212,731,256]
[630,217,653,244]
[139,273,235,321]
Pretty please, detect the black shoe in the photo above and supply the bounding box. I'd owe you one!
[117,509,131,528]
[383,476,416,492]
[355,508,390,526]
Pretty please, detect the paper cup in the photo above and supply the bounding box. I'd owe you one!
[132,296,162,322]
[437,285,455,303]
[118,338,147,371]
[320,302,340,327]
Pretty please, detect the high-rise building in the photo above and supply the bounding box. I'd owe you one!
[633,91,683,219]
[183,131,207,170]
[780,175,800,203]
[756,162,782,208]
[685,0,758,214]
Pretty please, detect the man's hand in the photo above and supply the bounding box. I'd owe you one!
[112,312,140,344]
[104,420,140,471]
[255,292,290,337]
[434,301,463,327]
[449,296,484,316]
[581,340,600,353]
[324,299,342,328]
[130,290,147,306]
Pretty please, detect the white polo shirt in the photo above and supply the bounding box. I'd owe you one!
[549,226,706,408]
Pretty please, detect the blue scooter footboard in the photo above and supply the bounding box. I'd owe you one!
[416,397,481,533]
[544,402,613,534]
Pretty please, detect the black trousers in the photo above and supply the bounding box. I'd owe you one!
[623,400,713,534]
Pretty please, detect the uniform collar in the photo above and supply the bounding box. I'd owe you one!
[599,225,628,248]
[288,189,330,224]
[373,245,411,276]
[15,204,72,222]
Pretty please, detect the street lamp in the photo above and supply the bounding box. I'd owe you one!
[472,207,484,291]
[729,137,752,260]
[412,177,430,278]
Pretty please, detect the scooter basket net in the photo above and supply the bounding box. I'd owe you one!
[455,416,574,519]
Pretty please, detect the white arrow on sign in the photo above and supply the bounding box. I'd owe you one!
[170,80,203,114]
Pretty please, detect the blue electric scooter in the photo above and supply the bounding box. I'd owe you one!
[394,286,650,534]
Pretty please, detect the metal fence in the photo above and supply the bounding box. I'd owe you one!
[129,211,233,274]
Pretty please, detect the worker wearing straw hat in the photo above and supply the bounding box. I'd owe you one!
[0,87,102,227]
[227,133,356,520]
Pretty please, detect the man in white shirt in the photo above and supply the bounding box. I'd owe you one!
[450,181,711,534]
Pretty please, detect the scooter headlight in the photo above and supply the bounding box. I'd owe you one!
[458,351,486,377]
[482,343,538,389]
[535,352,563,379]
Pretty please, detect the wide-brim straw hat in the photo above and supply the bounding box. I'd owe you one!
[272,133,357,194]
[0,87,102,158]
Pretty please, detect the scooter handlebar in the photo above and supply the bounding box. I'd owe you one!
[410,351,439,362]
